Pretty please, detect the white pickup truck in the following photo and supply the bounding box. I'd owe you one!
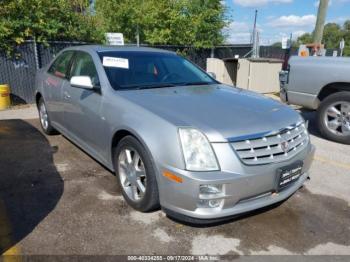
[280,56,350,144]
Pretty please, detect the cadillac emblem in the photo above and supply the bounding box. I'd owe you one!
[280,140,290,153]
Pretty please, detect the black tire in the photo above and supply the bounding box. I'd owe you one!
[317,91,350,144]
[37,97,59,135]
[113,136,160,212]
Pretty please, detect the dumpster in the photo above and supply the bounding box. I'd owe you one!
[236,58,283,93]
[207,58,283,93]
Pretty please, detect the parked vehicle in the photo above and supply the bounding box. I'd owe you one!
[35,45,315,224]
[280,56,350,144]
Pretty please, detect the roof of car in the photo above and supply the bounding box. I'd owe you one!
[65,45,175,54]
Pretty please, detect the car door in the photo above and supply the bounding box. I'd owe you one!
[62,51,106,160]
[44,51,74,128]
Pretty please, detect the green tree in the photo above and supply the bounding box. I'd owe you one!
[342,20,350,56]
[95,0,140,44]
[297,20,350,56]
[344,20,350,31]
[297,33,313,45]
[96,0,228,48]
[0,0,228,53]
[0,0,102,54]
[322,23,343,49]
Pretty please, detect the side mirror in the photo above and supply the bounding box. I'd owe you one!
[70,76,94,89]
[207,72,216,80]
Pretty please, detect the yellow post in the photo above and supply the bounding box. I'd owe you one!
[0,84,11,110]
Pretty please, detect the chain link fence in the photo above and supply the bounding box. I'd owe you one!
[0,42,38,104]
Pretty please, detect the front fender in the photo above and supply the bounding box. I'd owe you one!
[104,97,185,175]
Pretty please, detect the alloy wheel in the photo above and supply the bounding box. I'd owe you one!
[39,102,49,130]
[324,101,350,136]
[118,147,147,202]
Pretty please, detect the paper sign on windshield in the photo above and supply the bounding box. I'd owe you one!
[103,57,129,69]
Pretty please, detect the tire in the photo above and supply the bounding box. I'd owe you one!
[38,97,59,135]
[317,91,350,144]
[114,136,160,212]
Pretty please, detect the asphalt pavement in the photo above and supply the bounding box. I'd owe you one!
[0,105,349,259]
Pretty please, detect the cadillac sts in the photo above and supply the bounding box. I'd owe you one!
[35,46,315,223]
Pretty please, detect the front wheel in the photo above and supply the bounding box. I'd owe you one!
[38,98,58,135]
[114,136,160,212]
[317,91,350,144]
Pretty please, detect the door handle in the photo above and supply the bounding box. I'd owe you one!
[63,91,71,99]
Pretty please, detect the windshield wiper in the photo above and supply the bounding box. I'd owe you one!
[176,81,213,86]
[121,83,176,90]
[120,81,213,90]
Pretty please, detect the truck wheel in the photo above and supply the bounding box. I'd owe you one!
[317,92,350,144]
[114,136,160,212]
[38,98,59,135]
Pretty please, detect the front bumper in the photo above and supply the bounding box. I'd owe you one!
[158,143,315,220]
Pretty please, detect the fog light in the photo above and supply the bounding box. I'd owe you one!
[199,184,222,195]
[197,184,224,208]
[197,199,223,208]
[208,199,222,208]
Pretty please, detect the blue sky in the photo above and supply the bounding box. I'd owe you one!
[224,0,350,45]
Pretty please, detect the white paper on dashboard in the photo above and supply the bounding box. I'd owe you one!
[102,57,129,69]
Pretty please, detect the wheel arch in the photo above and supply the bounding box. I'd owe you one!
[110,128,157,174]
[35,92,42,107]
[317,82,350,102]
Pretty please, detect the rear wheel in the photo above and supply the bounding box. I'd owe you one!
[317,92,350,144]
[114,136,160,212]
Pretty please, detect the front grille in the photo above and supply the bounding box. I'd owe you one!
[231,122,309,165]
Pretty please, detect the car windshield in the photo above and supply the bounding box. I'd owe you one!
[98,51,217,90]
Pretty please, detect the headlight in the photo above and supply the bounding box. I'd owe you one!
[178,128,219,171]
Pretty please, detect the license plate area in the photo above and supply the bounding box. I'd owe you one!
[276,161,303,191]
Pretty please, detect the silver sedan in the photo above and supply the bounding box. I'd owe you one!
[35,45,315,224]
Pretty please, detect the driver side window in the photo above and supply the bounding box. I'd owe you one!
[70,52,100,87]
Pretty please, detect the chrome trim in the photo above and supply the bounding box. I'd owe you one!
[227,121,304,143]
[230,122,309,165]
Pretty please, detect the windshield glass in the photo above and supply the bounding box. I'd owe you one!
[98,51,217,90]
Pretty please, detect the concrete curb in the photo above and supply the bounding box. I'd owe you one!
[0,104,38,120]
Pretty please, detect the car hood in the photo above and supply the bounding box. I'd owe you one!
[119,84,303,142]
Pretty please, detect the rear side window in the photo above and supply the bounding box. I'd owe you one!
[48,51,74,79]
